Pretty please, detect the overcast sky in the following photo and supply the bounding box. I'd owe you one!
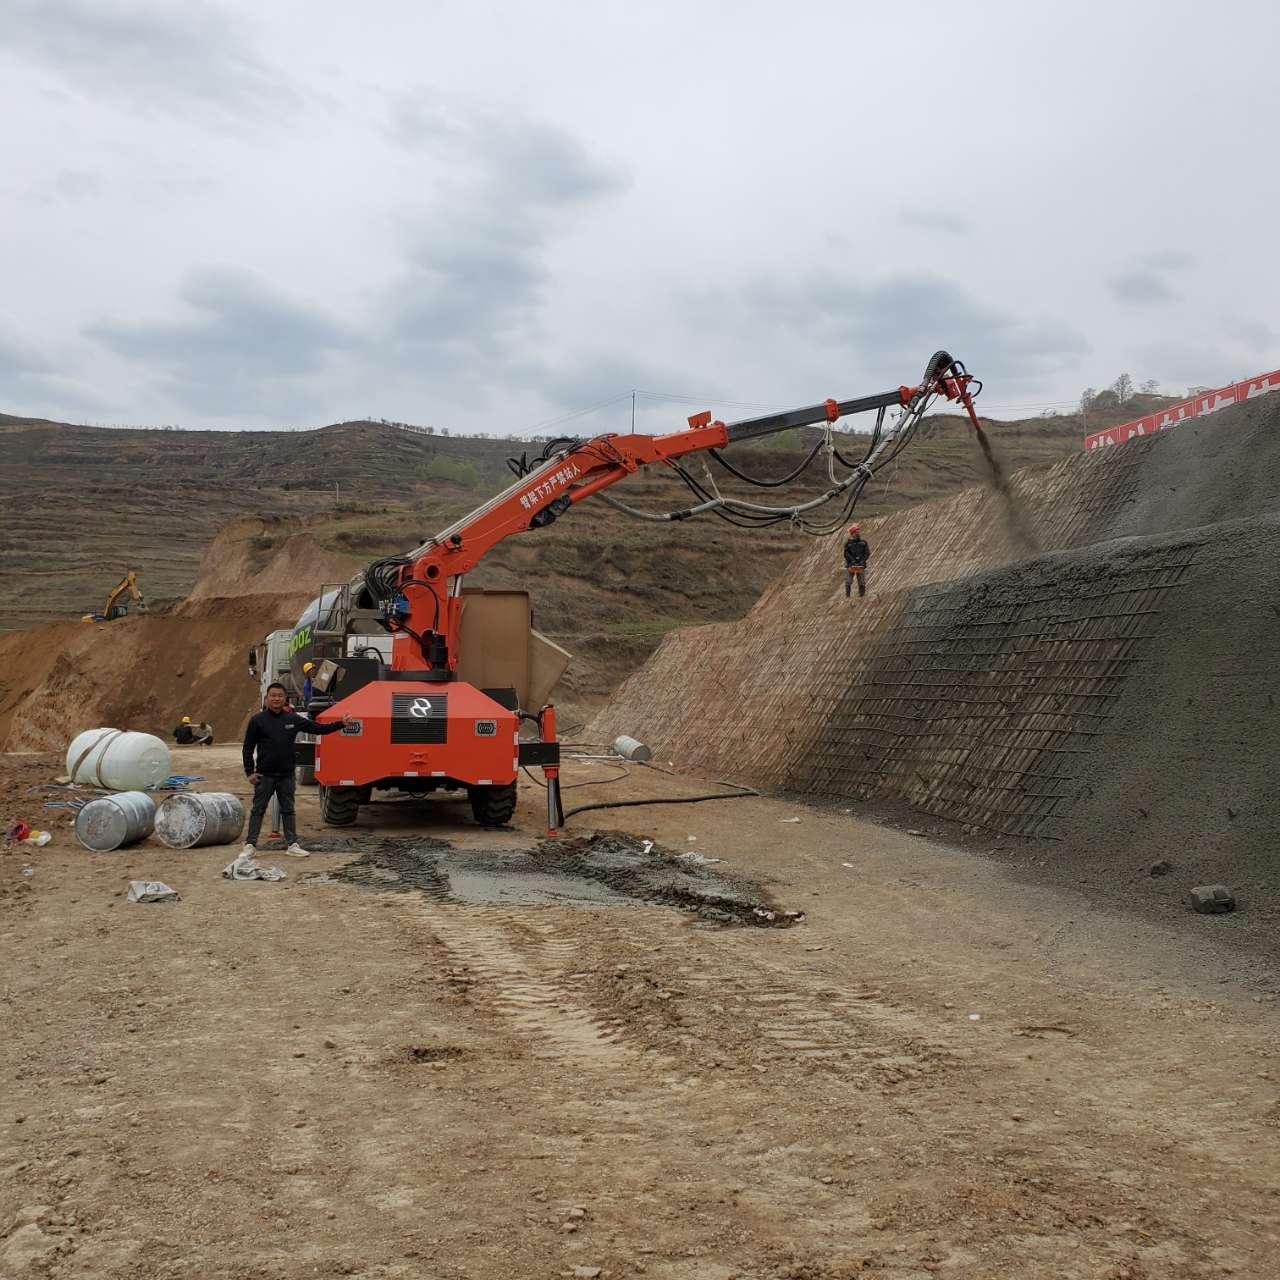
[1,0,1276,435]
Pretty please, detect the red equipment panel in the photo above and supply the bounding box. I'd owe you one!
[315,682,519,788]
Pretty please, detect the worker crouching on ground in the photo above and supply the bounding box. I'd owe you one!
[241,681,354,858]
[174,715,214,745]
[843,522,871,599]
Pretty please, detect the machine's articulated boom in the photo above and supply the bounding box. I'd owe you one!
[377,349,980,679]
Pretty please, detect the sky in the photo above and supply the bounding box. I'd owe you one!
[1,0,1277,436]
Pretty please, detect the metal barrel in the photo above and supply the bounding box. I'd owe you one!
[74,791,157,852]
[613,734,653,762]
[154,792,245,849]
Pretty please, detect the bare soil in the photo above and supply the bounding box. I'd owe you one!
[3,745,1278,1279]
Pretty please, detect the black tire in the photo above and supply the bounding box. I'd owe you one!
[320,784,360,826]
[296,763,317,787]
[468,782,517,828]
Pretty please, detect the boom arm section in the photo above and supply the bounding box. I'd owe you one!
[369,350,980,675]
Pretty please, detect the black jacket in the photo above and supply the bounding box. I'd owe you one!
[843,535,871,568]
[242,708,342,776]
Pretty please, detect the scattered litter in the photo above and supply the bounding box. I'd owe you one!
[612,734,652,762]
[968,1013,982,1022]
[25,830,52,847]
[222,854,287,882]
[841,862,855,868]
[21,866,34,878]
[641,839,654,855]
[686,835,697,842]
[1188,883,1235,914]
[780,816,801,824]
[127,880,180,904]
[906,828,924,836]
[147,774,206,792]
[4,820,31,844]
[677,851,724,865]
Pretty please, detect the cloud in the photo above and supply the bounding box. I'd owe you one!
[376,91,626,382]
[1225,318,1277,352]
[382,221,547,375]
[0,323,54,383]
[1139,250,1195,271]
[0,0,303,126]
[898,208,974,236]
[50,169,105,203]
[1109,250,1194,305]
[722,272,1088,392]
[86,266,356,414]
[1108,271,1179,305]
[390,90,624,209]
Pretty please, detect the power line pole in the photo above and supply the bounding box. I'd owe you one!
[631,390,636,434]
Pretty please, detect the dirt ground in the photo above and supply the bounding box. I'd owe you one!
[3,746,1279,1279]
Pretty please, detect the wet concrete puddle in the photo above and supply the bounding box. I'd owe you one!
[301,832,802,927]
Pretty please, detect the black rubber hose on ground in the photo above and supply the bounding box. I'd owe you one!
[559,781,760,824]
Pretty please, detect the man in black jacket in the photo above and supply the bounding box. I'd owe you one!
[241,682,353,857]
[842,522,871,599]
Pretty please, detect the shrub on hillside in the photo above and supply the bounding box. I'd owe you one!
[417,457,482,488]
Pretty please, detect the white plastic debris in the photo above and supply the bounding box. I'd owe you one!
[677,851,723,865]
[21,866,34,878]
[222,854,286,882]
[968,1013,982,1022]
[841,862,855,868]
[127,880,180,903]
[780,817,801,824]
[641,840,654,855]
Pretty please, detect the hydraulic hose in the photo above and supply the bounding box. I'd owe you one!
[559,780,760,824]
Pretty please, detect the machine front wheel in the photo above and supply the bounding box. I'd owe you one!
[468,782,517,828]
[320,784,360,826]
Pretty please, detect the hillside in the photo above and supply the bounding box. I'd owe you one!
[0,395,1180,718]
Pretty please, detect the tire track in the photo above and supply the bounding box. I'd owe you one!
[426,906,641,1068]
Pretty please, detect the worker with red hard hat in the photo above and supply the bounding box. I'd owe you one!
[842,522,871,599]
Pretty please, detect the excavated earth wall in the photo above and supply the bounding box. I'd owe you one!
[589,397,1280,896]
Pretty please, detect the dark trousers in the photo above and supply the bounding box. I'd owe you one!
[844,567,867,598]
[246,772,296,844]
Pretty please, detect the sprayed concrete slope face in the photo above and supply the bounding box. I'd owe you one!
[589,397,1280,874]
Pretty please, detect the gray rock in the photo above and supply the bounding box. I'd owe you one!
[1,1223,58,1271]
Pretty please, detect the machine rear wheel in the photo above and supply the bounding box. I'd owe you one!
[468,782,517,828]
[320,784,360,826]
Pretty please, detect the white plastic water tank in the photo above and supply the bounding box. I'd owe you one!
[66,729,171,791]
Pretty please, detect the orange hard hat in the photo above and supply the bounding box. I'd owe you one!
[847,523,860,535]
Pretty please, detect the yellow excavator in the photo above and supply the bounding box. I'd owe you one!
[82,571,147,623]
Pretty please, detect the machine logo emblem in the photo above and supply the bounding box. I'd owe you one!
[408,698,433,718]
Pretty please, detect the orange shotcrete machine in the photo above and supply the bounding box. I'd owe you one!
[312,351,982,835]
